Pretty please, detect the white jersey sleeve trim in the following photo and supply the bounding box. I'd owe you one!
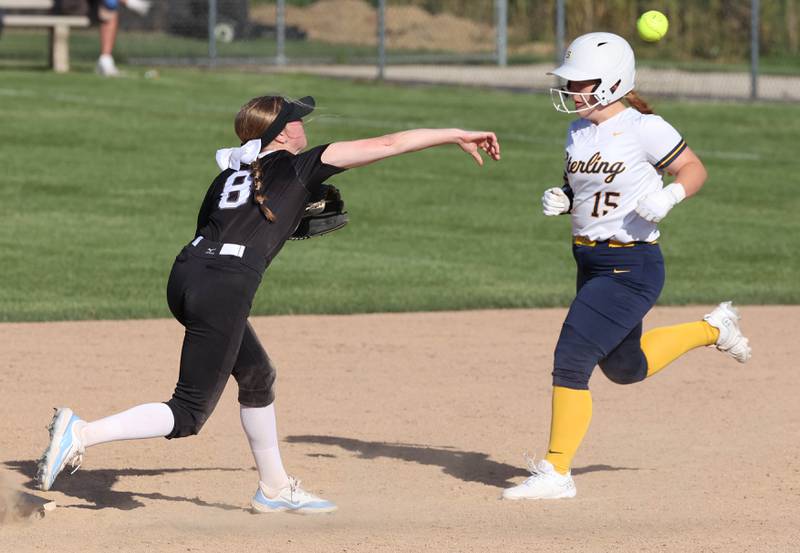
[636,113,686,168]
[654,138,687,170]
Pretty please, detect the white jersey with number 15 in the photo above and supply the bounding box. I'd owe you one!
[564,107,686,243]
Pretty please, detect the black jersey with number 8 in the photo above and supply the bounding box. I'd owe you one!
[194,144,346,269]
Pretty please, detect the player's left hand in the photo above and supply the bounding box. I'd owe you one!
[542,187,570,216]
[290,184,348,240]
[635,182,686,223]
[457,131,500,165]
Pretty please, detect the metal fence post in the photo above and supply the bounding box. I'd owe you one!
[377,0,386,80]
[556,0,565,64]
[751,0,759,100]
[276,0,287,66]
[208,0,217,67]
[495,0,507,67]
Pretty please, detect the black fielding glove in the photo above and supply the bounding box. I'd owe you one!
[290,184,349,240]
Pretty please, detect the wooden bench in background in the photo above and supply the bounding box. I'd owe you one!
[0,0,90,72]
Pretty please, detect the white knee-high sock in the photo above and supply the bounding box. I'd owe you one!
[80,403,175,448]
[240,403,289,492]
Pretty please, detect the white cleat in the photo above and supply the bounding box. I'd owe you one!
[251,477,337,514]
[37,408,85,491]
[502,458,576,500]
[95,54,120,77]
[703,301,752,363]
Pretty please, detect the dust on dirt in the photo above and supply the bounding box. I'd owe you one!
[0,470,21,525]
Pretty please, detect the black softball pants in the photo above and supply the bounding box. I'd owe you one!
[164,245,275,439]
[552,242,665,390]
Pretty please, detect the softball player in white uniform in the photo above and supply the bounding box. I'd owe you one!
[503,32,752,500]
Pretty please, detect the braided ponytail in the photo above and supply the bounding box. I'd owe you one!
[249,159,276,222]
[624,90,654,114]
[234,95,284,223]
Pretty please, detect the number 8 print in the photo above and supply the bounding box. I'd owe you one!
[219,170,252,209]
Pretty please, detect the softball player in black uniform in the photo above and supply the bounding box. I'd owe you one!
[37,94,500,513]
[502,33,751,500]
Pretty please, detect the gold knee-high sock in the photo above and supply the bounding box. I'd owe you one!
[544,386,592,475]
[642,321,719,378]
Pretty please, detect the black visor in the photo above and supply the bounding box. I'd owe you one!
[256,96,315,146]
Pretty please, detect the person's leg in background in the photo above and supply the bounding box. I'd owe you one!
[95,1,118,75]
[93,0,151,76]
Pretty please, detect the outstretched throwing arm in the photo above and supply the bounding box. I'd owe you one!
[320,128,500,169]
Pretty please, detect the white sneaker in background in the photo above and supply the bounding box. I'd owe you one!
[96,54,120,77]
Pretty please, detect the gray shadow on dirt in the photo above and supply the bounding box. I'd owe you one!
[287,435,639,488]
[4,460,247,512]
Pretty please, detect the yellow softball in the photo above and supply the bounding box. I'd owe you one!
[637,10,669,42]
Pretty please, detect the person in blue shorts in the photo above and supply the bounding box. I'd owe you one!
[88,0,151,76]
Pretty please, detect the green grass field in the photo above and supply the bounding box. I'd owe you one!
[0,66,798,321]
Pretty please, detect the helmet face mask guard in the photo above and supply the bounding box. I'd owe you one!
[550,83,603,114]
[547,32,636,115]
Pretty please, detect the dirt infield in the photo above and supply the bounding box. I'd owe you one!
[1,307,798,552]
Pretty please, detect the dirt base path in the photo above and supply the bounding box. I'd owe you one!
[2,307,798,552]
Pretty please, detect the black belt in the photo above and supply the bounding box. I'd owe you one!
[188,236,267,273]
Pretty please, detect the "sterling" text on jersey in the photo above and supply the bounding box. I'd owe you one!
[565,152,626,184]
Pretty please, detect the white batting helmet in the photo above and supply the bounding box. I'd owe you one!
[548,32,636,114]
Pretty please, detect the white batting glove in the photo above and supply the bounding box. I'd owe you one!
[635,183,686,223]
[542,187,570,216]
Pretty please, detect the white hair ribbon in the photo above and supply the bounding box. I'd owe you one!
[215,138,262,171]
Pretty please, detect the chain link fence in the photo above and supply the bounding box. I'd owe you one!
[1,0,798,101]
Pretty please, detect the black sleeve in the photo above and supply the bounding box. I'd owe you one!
[561,172,574,213]
[195,172,225,235]
[292,144,347,192]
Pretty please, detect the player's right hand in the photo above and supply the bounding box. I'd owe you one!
[457,131,500,165]
[542,187,570,216]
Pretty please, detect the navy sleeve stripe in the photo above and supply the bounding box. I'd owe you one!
[655,139,687,169]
